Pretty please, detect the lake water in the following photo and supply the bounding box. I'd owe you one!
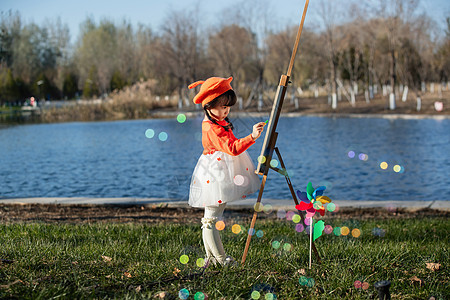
[1,115,449,201]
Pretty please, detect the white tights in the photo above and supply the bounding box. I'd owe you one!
[201,204,226,264]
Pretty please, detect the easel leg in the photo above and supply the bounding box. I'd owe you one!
[274,147,321,264]
[241,174,268,265]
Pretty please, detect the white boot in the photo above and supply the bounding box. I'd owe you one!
[202,204,234,266]
[201,216,226,266]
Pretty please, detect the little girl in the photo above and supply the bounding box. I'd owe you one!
[188,76,265,266]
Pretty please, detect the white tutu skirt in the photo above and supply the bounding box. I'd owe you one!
[189,151,260,208]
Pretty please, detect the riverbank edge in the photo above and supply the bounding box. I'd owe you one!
[1,197,448,211]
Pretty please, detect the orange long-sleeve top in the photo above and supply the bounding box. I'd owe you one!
[202,120,255,156]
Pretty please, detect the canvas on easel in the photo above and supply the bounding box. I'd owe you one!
[241,0,321,266]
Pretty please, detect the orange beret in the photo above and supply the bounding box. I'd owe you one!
[188,76,233,106]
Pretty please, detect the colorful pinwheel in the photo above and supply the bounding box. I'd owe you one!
[295,182,334,269]
[295,182,332,218]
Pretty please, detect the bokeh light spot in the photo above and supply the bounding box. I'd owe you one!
[180,254,189,264]
[248,228,255,236]
[265,293,275,300]
[351,228,361,238]
[232,224,241,234]
[295,224,304,233]
[234,175,245,186]
[158,132,168,141]
[348,151,355,158]
[380,162,388,169]
[292,214,301,223]
[341,226,350,236]
[276,209,286,219]
[215,220,225,231]
[299,276,308,286]
[263,204,273,214]
[272,240,281,250]
[256,230,264,238]
[258,156,267,164]
[286,211,295,221]
[362,282,370,290]
[393,165,401,172]
[177,114,187,123]
[194,292,206,300]
[254,202,263,212]
[327,203,336,212]
[305,225,311,234]
[354,280,362,288]
[145,129,155,138]
[358,153,368,161]
[179,288,189,299]
[270,159,279,168]
[324,225,333,234]
[196,258,206,268]
[313,202,322,210]
[372,227,386,237]
[251,291,261,299]
[283,243,292,251]
[333,227,341,236]
[434,101,443,112]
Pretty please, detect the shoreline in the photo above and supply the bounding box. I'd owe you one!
[1,197,448,211]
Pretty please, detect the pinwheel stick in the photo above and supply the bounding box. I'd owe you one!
[309,217,313,269]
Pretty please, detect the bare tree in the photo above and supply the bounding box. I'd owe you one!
[158,7,206,108]
[135,24,156,80]
[75,18,117,96]
[115,21,137,86]
[216,0,275,107]
[43,17,70,97]
[339,21,365,106]
[375,0,420,110]
[264,26,297,84]
[208,24,255,80]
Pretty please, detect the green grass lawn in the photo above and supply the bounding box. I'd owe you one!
[0,216,448,299]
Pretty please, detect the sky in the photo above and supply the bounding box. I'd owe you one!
[1,0,449,43]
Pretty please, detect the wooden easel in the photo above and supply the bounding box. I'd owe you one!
[241,0,321,265]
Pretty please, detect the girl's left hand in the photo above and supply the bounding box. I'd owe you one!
[251,122,266,140]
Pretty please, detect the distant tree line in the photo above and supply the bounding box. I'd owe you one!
[0,0,449,109]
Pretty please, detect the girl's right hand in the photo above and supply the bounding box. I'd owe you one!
[251,122,266,140]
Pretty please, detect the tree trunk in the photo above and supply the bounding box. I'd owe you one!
[331,59,338,110]
[389,49,396,110]
[402,86,408,102]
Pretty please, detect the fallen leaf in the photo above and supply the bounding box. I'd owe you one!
[101,255,112,262]
[154,291,167,298]
[426,263,441,271]
[410,276,423,286]
[173,268,181,276]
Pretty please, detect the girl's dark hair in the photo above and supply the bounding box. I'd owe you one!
[203,90,236,131]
